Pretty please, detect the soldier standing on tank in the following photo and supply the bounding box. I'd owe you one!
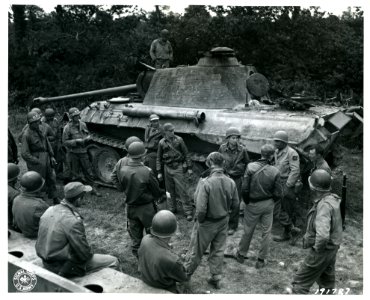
[8,163,20,231]
[272,130,301,242]
[184,152,239,290]
[62,107,101,197]
[291,170,342,294]
[218,127,250,235]
[12,171,50,238]
[156,123,194,221]
[138,210,190,293]
[116,141,161,258]
[150,29,173,69]
[21,111,59,204]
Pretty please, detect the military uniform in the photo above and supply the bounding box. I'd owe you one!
[144,125,163,176]
[311,157,332,176]
[156,135,193,216]
[8,183,20,230]
[218,142,250,231]
[21,125,57,199]
[116,159,161,256]
[184,168,239,281]
[62,120,96,184]
[8,129,18,164]
[292,193,342,294]
[111,156,130,191]
[36,200,118,278]
[273,145,300,226]
[238,159,282,260]
[12,191,49,238]
[43,116,63,173]
[138,234,188,292]
[150,38,173,69]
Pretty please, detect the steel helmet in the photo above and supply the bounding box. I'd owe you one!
[124,136,142,150]
[68,107,81,117]
[308,169,332,192]
[206,152,225,168]
[151,210,177,238]
[8,163,20,182]
[27,111,41,124]
[226,127,241,139]
[127,141,147,158]
[31,107,42,115]
[149,114,160,121]
[273,130,289,143]
[261,144,275,158]
[45,108,56,118]
[20,171,45,193]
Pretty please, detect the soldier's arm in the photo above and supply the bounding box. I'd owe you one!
[148,170,161,198]
[144,126,150,144]
[111,160,123,191]
[313,202,332,252]
[67,221,93,262]
[21,133,39,163]
[230,181,239,212]
[46,136,55,157]
[195,183,209,223]
[241,167,251,203]
[62,125,79,148]
[167,258,189,283]
[34,202,50,225]
[286,151,300,188]
[149,40,157,61]
[156,142,163,173]
[273,172,283,202]
[179,138,192,168]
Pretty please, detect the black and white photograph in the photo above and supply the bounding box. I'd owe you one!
[5,0,366,295]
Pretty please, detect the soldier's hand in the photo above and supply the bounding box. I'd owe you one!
[187,169,193,175]
[157,173,163,181]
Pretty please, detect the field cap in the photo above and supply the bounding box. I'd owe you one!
[64,182,92,199]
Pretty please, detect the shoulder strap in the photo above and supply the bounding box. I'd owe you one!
[247,164,269,198]
[164,138,183,160]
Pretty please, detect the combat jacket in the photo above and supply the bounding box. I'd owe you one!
[21,126,54,165]
[36,200,93,267]
[156,135,192,172]
[43,117,61,149]
[62,121,90,153]
[12,192,49,238]
[18,122,54,144]
[144,125,163,152]
[303,193,342,252]
[8,184,20,228]
[150,39,173,61]
[194,168,239,222]
[311,157,332,176]
[218,142,249,179]
[116,159,161,206]
[242,159,283,203]
[111,156,130,191]
[274,145,300,188]
[138,234,188,290]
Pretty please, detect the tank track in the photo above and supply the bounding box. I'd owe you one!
[89,132,207,162]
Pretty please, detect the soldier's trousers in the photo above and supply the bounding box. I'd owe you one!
[26,152,57,199]
[184,217,228,278]
[292,247,339,294]
[127,203,156,255]
[69,152,96,184]
[238,199,274,260]
[229,176,242,230]
[273,182,296,227]
[164,164,193,216]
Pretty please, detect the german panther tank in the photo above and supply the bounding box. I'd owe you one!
[33,47,352,185]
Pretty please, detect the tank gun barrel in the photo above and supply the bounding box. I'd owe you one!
[33,84,137,106]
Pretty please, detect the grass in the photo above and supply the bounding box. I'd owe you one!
[8,110,363,294]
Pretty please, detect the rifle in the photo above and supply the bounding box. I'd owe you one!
[340,173,347,230]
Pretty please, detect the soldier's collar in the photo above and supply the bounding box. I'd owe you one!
[210,167,225,175]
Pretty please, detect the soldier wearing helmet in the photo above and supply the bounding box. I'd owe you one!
[218,127,250,235]
[12,171,50,238]
[8,163,20,231]
[36,182,119,278]
[150,29,173,69]
[271,130,301,242]
[156,123,194,221]
[292,169,342,294]
[62,107,101,196]
[115,142,161,258]
[21,111,59,204]
[138,210,189,293]
[234,144,283,269]
[184,152,239,290]
[111,136,142,191]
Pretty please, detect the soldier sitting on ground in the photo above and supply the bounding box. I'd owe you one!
[12,171,49,238]
[8,163,20,232]
[138,210,189,293]
[36,182,119,278]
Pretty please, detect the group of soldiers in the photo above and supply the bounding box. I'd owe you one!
[8,106,342,294]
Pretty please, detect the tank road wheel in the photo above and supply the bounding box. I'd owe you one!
[88,146,120,184]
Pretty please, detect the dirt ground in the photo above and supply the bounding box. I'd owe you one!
[8,112,363,294]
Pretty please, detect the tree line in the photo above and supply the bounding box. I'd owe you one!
[8,5,363,107]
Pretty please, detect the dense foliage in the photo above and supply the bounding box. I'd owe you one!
[8,5,363,107]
